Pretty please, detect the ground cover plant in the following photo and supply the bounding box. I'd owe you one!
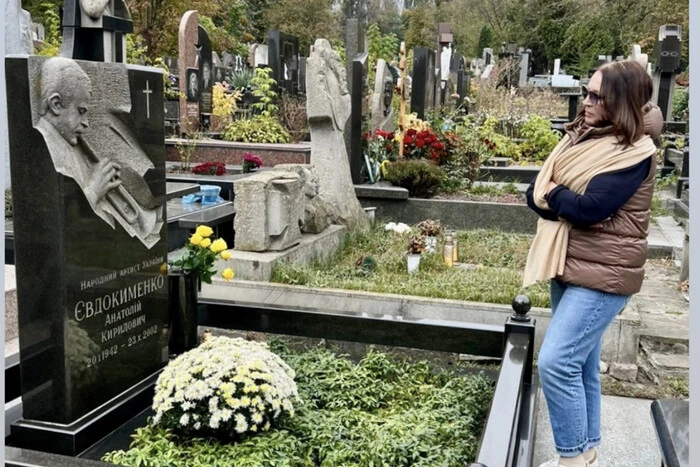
[272,225,550,308]
[103,339,494,466]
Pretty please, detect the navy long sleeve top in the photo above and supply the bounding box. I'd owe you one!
[525,157,652,227]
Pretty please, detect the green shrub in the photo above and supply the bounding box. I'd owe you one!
[222,116,292,144]
[103,343,494,467]
[518,114,561,161]
[672,86,689,121]
[384,160,445,198]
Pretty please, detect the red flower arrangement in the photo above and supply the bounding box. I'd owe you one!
[402,128,453,165]
[242,152,264,174]
[192,161,226,176]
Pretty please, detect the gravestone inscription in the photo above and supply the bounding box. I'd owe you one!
[6,54,168,443]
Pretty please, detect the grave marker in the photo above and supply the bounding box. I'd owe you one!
[410,47,436,119]
[268,29,300,94]
[6,0,168,452]
[178,10,200,133]
[370,59,394,132]
[651,25,682,121]
[198,25,213,115]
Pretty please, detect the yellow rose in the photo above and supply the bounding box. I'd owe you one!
[159,263,168,274]
[200,238,212,248]
[190,233,203,246]
[195,225,214,238]
[210,238,228,253]
[220,250,232,260]
[222,268,234,281]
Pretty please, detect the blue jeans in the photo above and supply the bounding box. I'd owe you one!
[538,280,631,457]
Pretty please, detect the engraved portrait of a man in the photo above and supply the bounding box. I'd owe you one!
[34,57,163,249]
[202,62,211,89]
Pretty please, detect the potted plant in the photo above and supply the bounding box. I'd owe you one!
[242,152,264,173]
[168,225,234,355]
[417,219,442,253]
[406,235,425,274]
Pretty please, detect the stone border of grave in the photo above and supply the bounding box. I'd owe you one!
[201,279,640,365]
[354,185,679,260]
[165,138,311,167]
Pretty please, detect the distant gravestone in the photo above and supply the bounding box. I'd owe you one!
[652,25,682,121]
[198,25,213,115]
[178,10,199,133]
[298,56,307,93]
[6,0,168,451]
[61,0,132,62]
[212,51,222,68]
[268,29,299,93]
[234,55,246,73]
[410,47,436,119]
[5,0,33,54]
[221,51,234,69]
[370,59,394,132]
[629,44,649,72]
[483,47,493,66]
[250,44,269,68]
[519,50,531,87]
[345,19,365,99]
[349,53,368,184]
[306,39,368,232]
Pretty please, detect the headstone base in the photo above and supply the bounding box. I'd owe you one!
[9,371,160,457]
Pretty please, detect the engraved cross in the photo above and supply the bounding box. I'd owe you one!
[143,81,152,119]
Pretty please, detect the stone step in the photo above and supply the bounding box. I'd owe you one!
[647,352,689,372]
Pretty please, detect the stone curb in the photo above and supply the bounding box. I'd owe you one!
[201,279,640,364]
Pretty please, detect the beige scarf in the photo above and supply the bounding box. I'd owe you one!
[522,133,656,287]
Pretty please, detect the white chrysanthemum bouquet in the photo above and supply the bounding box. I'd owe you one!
[152,336,298,438]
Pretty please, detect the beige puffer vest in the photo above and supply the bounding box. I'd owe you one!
[555,103,662,295]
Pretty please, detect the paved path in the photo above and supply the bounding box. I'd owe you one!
[534,391,663,466]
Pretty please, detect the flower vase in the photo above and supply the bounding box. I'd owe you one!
[425,236,438,253]
[407,253,421,274]
[168,272,200,356]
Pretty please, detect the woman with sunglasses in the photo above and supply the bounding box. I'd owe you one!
[524,60,662,467]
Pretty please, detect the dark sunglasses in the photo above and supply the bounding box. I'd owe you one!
[581,86,602,105]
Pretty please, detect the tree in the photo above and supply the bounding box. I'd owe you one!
[561,16,615,76]
[126,0,224,58]
[265,0,341,52]
[476,25,493,56]
[402,2,436,51]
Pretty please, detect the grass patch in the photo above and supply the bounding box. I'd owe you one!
[271,225,550,308]
[104,340,494,466]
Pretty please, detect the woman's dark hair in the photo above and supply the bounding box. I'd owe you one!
[577,60,653,147]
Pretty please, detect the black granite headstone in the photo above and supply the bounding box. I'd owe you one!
[410,47,436,119]
[197,25,213,114]
[6,54,169,450]
[268,29,299,94]
[652,25,682,121]
[350,53,368,184]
